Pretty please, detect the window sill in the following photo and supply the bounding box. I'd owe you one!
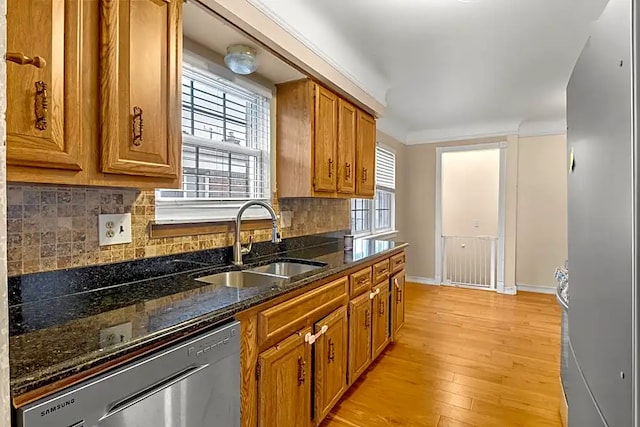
[150,218,275,239]
[353,230,399,241]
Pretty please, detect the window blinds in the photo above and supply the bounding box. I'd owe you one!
[158,63,271,201]
[375,146,396,190]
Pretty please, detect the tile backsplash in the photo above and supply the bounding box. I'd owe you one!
[7,185,351,276]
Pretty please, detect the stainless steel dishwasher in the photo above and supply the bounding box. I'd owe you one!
[16,320,240,427]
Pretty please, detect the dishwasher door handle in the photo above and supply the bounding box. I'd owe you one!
[100,364,210,421]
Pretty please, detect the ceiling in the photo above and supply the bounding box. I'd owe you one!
[183,1,304,85]
[248,0,609,143]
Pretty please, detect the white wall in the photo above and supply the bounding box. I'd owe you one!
[516,134,568,289]
[442,149,500,237]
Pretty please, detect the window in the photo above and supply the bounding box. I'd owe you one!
[156,61,271,222]
[351,145,396,236]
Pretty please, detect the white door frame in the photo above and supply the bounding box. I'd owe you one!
[435,142,507,292]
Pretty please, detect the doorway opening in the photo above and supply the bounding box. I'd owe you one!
[435,143,507,291]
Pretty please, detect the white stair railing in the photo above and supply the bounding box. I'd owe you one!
[442,235,498,289]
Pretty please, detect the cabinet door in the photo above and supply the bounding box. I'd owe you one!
[258,328,312,427]
[372,283,390,360]
[348,292,372,384]
[313,84,338,192]
[337,98,356,194]
[392,271,406,338]
[355,110,376,197]
[99,0,182,179]
[314,306,348,424]
[6,0,83,170]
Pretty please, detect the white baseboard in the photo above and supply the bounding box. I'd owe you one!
[407,276,439,285]
[501,286,518,295]
[517,284,556,294]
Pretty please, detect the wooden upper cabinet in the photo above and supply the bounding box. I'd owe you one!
[348,291,372,385]
[337,98,356,194]
[276,78,375,198]
[314,306,348,424]
[392,270,406,339]
[99,0,182,179]
[356,110,376,197]
[372,282,390,360]
[6,0,83,171]
[258,329,312,427]
[313,85,338,193]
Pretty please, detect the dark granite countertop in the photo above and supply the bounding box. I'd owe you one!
[8,235,407,400]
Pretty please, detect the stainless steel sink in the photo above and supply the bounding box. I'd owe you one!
[248,261,326,278]
[195,271,285,288]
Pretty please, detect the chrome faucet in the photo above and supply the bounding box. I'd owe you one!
[233,200,282,266]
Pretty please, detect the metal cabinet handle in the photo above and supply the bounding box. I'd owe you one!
[297,356,306,385]
[6,51,46,68]
[132,106,143,146]
[328,158,334,178]
[395,278,402,303]
[379,299,385,316]
[357,276,369,285]
[346,162,351,179]
[362,167,368,183]
[328,338,335,363]
[365,309,370,329]
[34,81,47,131]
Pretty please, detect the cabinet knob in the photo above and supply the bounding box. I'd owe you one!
[6,51,47,68]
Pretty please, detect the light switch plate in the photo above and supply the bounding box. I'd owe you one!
[98,213,132,246]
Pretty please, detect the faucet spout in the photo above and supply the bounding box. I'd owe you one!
[233,200,281,266]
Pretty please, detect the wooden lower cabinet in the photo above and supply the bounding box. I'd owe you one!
[314,306,348,424]
[348,291,372,384]
[372,282,390,360]
[243,250,407,427]
[392,270,406,338]
[257,328,312,427]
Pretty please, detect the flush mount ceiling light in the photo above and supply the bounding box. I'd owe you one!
[224,44,258,75]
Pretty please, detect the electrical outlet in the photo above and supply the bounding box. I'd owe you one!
[99,213,132,246]
[99,322,132,348]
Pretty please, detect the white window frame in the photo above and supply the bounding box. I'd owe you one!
[351,144,397,238]
[155,51,275,224]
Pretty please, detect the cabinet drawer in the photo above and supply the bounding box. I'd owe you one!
[349,267,372,297]
[373,259,390,283]
[258,277,348,346]
[390,252,406,274]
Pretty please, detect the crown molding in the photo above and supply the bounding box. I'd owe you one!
[404,121,520,145]
[518,119,567,137]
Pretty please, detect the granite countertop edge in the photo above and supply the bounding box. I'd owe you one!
[11,242,408,400]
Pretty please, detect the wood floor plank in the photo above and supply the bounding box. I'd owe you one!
[321,284,562,427]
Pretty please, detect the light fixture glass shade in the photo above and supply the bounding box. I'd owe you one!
[224,44,258,75]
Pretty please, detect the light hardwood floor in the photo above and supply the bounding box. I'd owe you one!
[322,283,562,427]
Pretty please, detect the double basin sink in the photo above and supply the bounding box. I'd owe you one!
[195,260,327,289]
